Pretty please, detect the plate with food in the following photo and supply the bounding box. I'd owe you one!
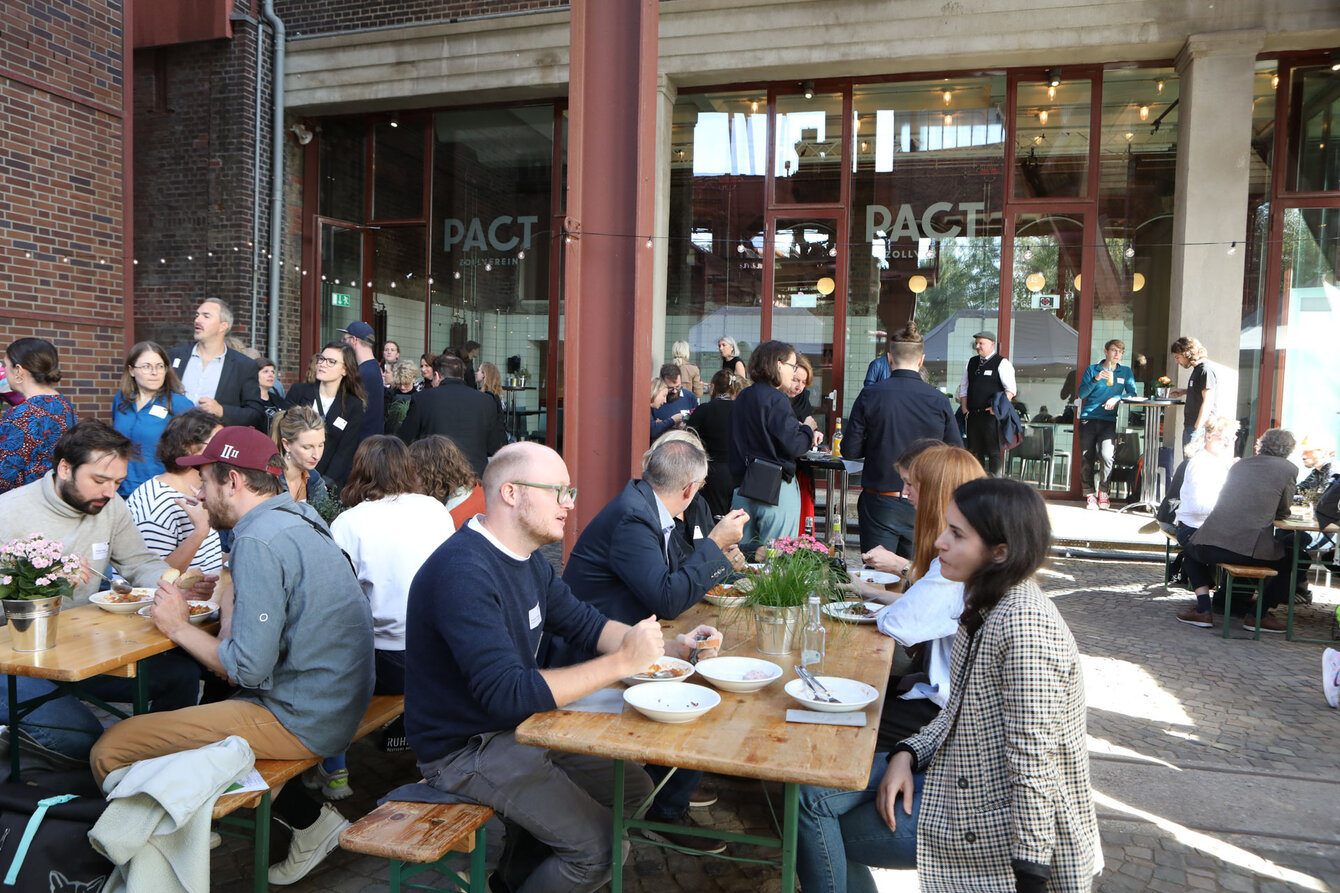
[89,588,156,613]
[703,583,747,608]
[693,657,783,693]
[784,676,880,713]
[851,569,899,588]
[623,681,720,723]
[622,656,695,686]
[138,600,219,625]
[822,601,883,624]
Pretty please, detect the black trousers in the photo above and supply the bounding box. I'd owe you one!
[965,409,1002,474]
[1187,541,1292,610]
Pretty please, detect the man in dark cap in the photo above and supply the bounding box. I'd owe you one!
[341,320,385,439]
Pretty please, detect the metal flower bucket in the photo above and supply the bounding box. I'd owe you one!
[754,604,802,654]
[3,596,62,652]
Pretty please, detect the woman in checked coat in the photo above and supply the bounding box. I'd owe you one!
[883,477,1100,892]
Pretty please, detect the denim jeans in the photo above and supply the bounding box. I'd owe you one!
[732,478,801,555]
[644,764,703,820]
[856,491,916,557]
[2,650,202,760]
[1079,418,1117,495]
[797,755,922,893]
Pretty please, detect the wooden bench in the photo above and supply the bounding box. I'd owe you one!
[340,799,494,893]
[213,694,406,893]
[1216,563,1276,641]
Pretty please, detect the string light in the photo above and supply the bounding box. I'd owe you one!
[1156,79,1165,94]
[943,89,952,105]
[1125,246,1135,258]
[1048,85,1056,100]
[1139,105,1150,121]
[484,263,492,272]
[645,238,653,248]
[1037,109,1048,125]
[1227,242,1238,256]
[517,249,525,259]
[454,271,461,279]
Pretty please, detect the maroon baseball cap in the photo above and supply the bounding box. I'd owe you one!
[178,426,285,475]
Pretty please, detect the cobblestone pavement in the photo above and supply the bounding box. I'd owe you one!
[211,554,1340,892]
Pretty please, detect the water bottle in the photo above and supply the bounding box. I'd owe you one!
[801,595,826,672]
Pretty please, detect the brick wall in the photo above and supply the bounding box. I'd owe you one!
[277,0,565,38]
[0,0,127,417]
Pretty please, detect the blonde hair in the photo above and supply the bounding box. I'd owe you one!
[672,340,691,363]
[1186,415,1239,457]
[479,361,503,400]
[906,445,986,582]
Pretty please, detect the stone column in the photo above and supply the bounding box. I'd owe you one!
[649,74,678,373]
[1168,30,1264,452]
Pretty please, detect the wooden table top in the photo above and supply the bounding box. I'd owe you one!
[1273,516,1338,533]
[517,602,894,791]
[0,603,182,681]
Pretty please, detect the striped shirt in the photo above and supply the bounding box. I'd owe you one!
[125,477,225,573]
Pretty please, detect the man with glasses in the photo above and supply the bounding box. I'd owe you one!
[168,299,265,430]
[547,439,746,852]
[408,442,693,893]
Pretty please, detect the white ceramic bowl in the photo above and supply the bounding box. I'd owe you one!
[703,583,747,608]
[852,569,900,587]
[693,657,783,693]
[622,656,695,686]
[784,676,880,713]
[90,589,156,613]
[822,601,884,625]
[623,682,721,723]
[138,600,219,625]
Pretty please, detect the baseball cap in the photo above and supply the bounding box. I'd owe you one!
[972,330,997,342]
[339,320,375,341]
[178,426,285,475]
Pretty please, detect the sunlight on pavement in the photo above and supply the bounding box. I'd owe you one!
[1092,789,1331,891]
[1080,654,1194,727]
[1087,734,1181,769]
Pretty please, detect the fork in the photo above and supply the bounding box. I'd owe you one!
[794,665,841,703]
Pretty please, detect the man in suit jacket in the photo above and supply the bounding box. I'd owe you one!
[549,439,748,850]
[169,299,265,430]
[1188,427,1298,632]
[396,354,505,476]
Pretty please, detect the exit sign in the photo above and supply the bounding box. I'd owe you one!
[331,292,351,308]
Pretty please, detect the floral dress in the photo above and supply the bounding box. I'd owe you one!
[0,394,78,493]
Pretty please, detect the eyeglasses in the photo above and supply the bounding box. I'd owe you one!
[780,361,800,372]
[512,481,578,505]
[316,356,341,367]
[132,363,166,373]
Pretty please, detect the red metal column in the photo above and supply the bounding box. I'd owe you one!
[563,0,659,549]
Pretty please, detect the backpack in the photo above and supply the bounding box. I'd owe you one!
[0,784,111,893]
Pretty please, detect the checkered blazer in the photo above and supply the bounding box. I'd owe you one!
[901,580,1099,892]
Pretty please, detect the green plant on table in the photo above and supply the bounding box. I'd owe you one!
[744,544,830,608]
[0,534,81,601]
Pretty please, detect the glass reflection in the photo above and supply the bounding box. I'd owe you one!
[1015,77,1092,197]
[775,92,843,205]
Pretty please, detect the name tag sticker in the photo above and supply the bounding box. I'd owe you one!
[91,542,109,560]
[333,417,348,430]
[528,603,542,629]
[983,370,993,376]
[149,404,169,419]
[172,357,181,368]
[1116,378,1126,384]
[693,526,704,540]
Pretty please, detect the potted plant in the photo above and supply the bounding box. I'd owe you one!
[0,534,81,652]
[1154,376,1172,400]
[516,367,531,387]
[745,536,830,653]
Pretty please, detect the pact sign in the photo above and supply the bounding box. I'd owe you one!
[866,202,986,242]
[443,215,540,252]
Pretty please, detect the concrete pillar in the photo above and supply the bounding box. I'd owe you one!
[649,74,678,374]
[1168,30,1263,451]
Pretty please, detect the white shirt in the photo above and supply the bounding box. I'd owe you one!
[178,344,226,404]
[1176,449,1234,529]
[875,558,963,707]
[331,494,455,650]
[125,477,225,573]
[652,490,676,559]
[955,351,1017,400]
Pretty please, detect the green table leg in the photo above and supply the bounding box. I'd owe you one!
[470,825,487,893]
[254,791,272,893]
[781,782,798,893]
[1286,532,1300,640]
[611,759,626,893]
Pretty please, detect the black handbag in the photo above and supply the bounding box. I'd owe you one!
[0,783,111,893]
[738,457,784,506]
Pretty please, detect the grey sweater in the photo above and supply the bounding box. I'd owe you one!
[0,472,168,605]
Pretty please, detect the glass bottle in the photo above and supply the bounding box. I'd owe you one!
[831,416,844,458]
[801,595,826,671]
[804,516,815,541]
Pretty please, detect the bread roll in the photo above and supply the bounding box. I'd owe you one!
[160,569,181,584]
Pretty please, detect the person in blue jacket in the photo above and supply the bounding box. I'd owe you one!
[112,341,195,497]
[1076,338,1137,509]
[651,363,698,441]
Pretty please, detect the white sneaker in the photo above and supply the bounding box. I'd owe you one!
[1324,648,1340,709]
[268,802,348,885]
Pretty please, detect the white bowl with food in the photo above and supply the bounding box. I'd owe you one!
[138,600,219,625]
[693,657,783,693]
[621,656,695,686]
[623,682,721,723]
[822,601,884,624]
[703,583,747,608]
[851,569,900,588]
[784,676,880,713]
[90,588,156,613]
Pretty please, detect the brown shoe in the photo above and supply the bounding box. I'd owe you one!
[1176,609,1212,628]
[1243,612,1286,634]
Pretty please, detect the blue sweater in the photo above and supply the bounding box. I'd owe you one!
[112,391,196,497]
[1076,363,1136,421]
[404,522,609,761]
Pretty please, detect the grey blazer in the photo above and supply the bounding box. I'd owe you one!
[1191,454,1296,559]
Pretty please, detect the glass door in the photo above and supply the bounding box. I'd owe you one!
[317,221,367,351]
[1270,206,1340,435]
[768,215,844,433]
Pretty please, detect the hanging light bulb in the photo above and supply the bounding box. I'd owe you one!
[1023,247,1034,261]
[943,89,952,105]
[517,249,526,259]
[1156,78,1165,94]
[751,100,759,113]
[454,271,462,279]
[1038,109,1048,125]
[943,113,952,125]
[1125,246,1135,258]
[1227,242,1238,256]
[1139,105,1150,121]
[1271,72,1279,89]
[1125,131,1134,141]
[802,81,815,100]
[646,238,653,248]
[1048,85,1056,100]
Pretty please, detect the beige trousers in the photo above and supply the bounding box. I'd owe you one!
[91,698,314,785]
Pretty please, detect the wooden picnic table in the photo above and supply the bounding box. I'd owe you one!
[1272,515,1338,643]
[516,600,895,893]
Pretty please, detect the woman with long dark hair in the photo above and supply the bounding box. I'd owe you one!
[283,341,366,488]
[883,478,1098,893]
[0,337,78,493]
[112,341,193,496]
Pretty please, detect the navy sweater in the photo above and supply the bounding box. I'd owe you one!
[404,522,608,761]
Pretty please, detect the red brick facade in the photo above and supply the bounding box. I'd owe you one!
[1,0,128,417]
[277,0,565,38]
